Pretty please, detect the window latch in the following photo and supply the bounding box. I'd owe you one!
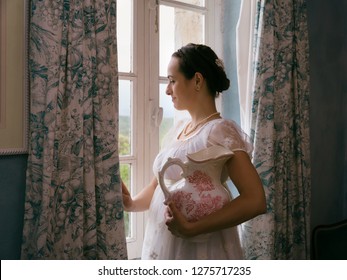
[152,106,163,127]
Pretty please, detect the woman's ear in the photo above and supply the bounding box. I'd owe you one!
[194,72,204,90]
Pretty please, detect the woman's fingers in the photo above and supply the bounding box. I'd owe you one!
[165,202,187,238]
[121,180,133,211]
[121,180,130,195]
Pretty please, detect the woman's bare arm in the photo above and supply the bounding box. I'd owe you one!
[122,176,158,212]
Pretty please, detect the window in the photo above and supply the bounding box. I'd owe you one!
[116,0,223,259]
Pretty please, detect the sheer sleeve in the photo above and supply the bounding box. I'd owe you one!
[207,119,253,159]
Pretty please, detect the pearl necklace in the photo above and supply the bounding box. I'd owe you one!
[181,112,220,137]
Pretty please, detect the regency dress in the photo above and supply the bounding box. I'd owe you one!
[141,118,253,260]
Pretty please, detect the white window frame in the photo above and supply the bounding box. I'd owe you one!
[119,0,224,259]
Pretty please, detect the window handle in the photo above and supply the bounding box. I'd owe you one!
[152,107,163,127]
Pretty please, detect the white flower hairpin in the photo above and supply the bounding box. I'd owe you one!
[215,58,225,69]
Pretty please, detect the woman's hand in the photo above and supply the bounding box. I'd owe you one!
[165,202,196,238]
[121,181,134,211]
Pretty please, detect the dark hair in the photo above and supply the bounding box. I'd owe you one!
[172,43,230,98]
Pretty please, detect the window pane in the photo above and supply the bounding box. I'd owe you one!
[116,0,132,72]
[175,0,205,7]
[159,5,205,77]
[119,80,132,156]
[120,163,132,238]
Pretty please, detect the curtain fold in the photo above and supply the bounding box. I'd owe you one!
[240,0,311,259]
[21,0,127,259]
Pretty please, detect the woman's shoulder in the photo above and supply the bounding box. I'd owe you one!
[209,118,242,133]
[207,118,253,157]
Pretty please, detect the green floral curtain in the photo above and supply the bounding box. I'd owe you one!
[241,0,311,259]
[21,0,127,259]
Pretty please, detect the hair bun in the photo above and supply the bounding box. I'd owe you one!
[217,76,230,93]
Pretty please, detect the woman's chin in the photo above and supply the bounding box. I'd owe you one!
[172,101,186,111]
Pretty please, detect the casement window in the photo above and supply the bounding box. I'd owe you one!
[117,0,223,259]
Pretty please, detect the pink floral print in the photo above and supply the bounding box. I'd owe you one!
[171,171,227,221]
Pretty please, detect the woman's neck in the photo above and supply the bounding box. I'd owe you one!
[188,104,219,127]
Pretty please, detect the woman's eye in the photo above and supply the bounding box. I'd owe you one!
[168,80,175,84]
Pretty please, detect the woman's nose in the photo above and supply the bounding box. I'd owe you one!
[166,85,172,95]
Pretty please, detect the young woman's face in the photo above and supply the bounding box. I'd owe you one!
[166,57,196,111]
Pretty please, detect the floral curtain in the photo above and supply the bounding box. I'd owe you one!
[21,0,127,259]
[241,0,311,259]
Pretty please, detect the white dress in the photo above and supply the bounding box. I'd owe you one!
[141,118,253,260]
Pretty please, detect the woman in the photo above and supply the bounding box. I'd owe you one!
[122,43,266,259]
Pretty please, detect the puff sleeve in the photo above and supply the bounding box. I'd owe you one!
[207,119,253,159]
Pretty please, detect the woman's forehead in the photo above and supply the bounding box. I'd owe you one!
[167,57,180,74]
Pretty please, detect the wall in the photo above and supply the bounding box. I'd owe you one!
[0,0,26,152]
[0,155,27,259]
[222,0,241,125]
[0,0,27,260]
[307,0,347,228]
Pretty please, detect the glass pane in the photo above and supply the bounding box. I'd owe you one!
[159,5,205,77]
[116,0,132,72]
[159,83,174,147]
[119,80,132,156]
[120,163,132,238]
[175,0,205,7]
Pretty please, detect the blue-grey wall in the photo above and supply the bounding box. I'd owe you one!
[0,155,27,259]
[222,0,241,124]
[307,0,347,228]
